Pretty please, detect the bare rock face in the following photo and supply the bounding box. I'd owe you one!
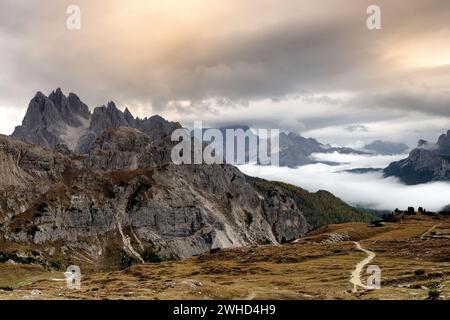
[48,89,90,127]
[84,127,153,170]
[78,102,181,154]
[262,189,309,242]
[384,130,450,184]
[135,114,182,141]
[84,127,176,171]
[4,89,368,271]
[12,89,91,150]
[0,129,310,269]
[12,89,181,155]
[89,102,131,134]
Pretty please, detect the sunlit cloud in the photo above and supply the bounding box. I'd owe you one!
[0,0,450,146]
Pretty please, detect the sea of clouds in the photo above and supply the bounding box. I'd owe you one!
[238,152,450,212]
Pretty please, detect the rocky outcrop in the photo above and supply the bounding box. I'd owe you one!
[261,189,309,242]
[13,89,367,169]
[84,127,174,170]
[384,130,450,184]
[89,102,131,134]
[77,104,181,154]
[4,89,372,271]
[12,89,181,155]
[11,89,91,150]
[0,129,310,269]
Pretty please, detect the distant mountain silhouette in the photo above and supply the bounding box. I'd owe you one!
[384,130,450,184]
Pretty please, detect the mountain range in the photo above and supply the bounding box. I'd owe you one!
[12,88,181,154]
[11,88,408,168]
[194,126,371,167]
[0,89,372,270]
[277,132,370,167]
[200,127,411,168]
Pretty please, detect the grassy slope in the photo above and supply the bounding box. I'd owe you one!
[2,216,449,300]
[247,176,374,228]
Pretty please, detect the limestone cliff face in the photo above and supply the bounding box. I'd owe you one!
[0,128,309,269]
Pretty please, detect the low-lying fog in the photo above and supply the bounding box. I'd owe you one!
[238,153,450,212]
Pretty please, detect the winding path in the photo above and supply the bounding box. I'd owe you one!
[350,241,376,293]
[420,224,441,239]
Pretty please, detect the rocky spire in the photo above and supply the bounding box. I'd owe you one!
[12,89,182,154]
[437,130,450,149]
[67,92,90,118]
[89,101,129,133]
[123,107,135,126]
[11,89,91,149]
[47,88,90,127]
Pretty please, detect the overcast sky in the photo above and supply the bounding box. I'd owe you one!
[1,0,450,146]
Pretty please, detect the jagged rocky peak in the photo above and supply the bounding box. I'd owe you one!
[384,129,450,184]
[437,130,450,149]
[11,89,182,154]
[1,107,372,268]
[48,88,90,123]
[79,101,181,153]
[11,88,92,149]
[19,91,63,129]
[135,114,182,141]
[123,107,135,125]
[89,101,130,133]
[49,88,90,127]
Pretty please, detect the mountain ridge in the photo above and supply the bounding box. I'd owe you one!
[12,89,181,154]
[1,89,374,271]
[384,130,450,184]
[0,130,309,268]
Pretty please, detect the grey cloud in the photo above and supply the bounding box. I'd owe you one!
[1,0,450,145]
[1,0,445,107]
[351,89,450,117]
[346,124,369,132]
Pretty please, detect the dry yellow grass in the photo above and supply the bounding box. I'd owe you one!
[1,215,449,300]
